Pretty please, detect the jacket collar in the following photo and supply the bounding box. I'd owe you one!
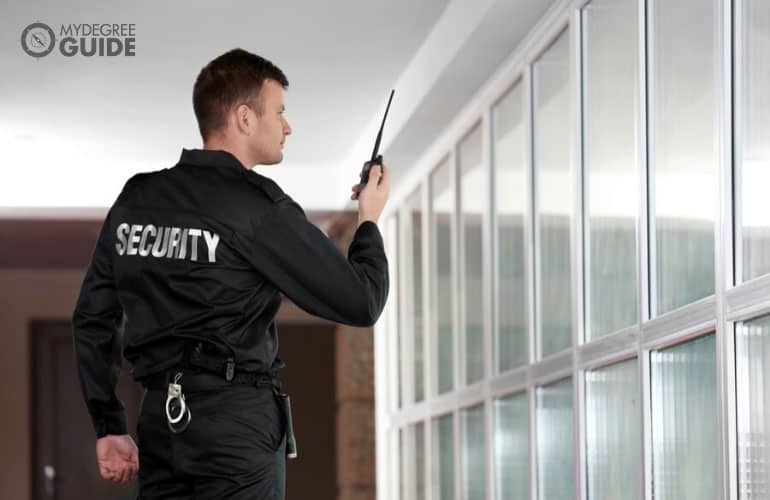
[178,148,247,171]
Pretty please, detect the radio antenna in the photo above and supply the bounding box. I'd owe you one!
[370,89,395,162]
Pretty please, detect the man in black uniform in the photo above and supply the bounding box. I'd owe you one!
[72,48,390,499]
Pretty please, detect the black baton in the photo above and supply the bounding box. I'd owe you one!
[278,393,298,459]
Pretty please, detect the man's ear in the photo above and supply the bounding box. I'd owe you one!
[234,103,255,135]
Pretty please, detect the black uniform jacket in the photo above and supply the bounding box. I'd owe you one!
[72,148,389,438]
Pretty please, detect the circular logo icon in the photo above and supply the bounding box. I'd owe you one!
[21,22,56,58]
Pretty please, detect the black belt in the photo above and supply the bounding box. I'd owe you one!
[140,369,279,391]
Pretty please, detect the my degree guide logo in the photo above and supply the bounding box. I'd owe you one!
[21,21,136,58]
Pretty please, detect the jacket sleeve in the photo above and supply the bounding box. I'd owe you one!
[72,206,127,439]
[246,199,389,327]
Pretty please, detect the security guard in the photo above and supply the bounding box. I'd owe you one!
[72,48,390,499]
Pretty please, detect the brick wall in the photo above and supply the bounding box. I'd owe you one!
[335,324,376,500]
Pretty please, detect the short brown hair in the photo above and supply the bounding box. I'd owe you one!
[192,48,289,140]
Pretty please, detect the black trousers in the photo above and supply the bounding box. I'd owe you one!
[136,381,286,499]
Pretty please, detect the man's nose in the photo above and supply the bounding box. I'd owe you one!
[281,116,291,135]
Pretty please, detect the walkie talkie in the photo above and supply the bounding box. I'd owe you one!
[357,89,395,197]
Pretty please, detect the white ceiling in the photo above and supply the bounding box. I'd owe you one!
[0,0,554,216]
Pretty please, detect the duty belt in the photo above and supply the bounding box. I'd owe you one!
[140,369,278,391]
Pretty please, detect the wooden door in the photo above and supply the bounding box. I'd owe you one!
[30,320,142,500]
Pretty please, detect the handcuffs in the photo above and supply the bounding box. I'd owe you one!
[165,372,192,433]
